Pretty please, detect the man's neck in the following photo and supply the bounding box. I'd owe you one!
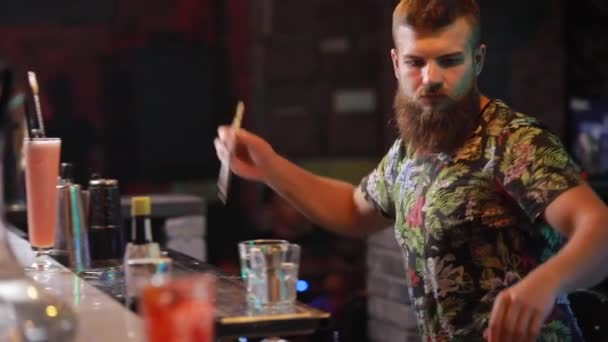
[480,95,490,111]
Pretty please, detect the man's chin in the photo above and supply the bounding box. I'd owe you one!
[418,103,450,115]
[417,98,450,110]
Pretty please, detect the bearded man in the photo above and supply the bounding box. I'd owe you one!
[215,1,608,341]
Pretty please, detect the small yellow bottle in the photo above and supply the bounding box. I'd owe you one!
[124,196,166,309]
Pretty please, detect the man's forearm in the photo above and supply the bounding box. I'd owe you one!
[533,213,608,296]
[264,154,379,237]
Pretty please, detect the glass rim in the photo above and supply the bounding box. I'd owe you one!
[24,137,61,142]
[238,239,290,246]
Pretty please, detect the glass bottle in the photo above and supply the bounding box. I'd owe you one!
[124,196,169,312]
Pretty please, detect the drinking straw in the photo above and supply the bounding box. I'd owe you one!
[23,80,38,138]
[27,71,45,138]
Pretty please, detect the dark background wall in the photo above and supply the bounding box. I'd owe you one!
[0,0,247,188]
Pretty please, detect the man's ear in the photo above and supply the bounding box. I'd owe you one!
[474,44,486,76]
[391,48,400,79]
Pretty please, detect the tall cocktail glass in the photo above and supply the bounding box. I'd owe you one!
[24,137,61,272]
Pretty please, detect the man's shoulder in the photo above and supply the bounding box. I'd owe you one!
[485,99,545,134]
[371,138,408,181]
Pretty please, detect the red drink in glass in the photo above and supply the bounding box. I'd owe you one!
[141,274,215,342]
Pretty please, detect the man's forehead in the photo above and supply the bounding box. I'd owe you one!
[394,17,473,55]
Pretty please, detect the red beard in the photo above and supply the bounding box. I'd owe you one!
[394,84,481,155]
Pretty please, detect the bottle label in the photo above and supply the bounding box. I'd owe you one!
[124,255,172,299]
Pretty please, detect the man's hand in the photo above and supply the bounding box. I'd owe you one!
[214,126,277,182]
[485,270,559,342]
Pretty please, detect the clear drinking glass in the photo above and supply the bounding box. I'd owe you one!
[24,137,62,272]
[238,239,301,312]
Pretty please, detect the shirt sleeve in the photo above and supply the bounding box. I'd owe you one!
[494,117,583,221]
[358,140,402,219]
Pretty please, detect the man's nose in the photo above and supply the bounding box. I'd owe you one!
[422,62,443,89]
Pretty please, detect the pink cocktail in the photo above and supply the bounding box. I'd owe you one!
[24,137,61,271]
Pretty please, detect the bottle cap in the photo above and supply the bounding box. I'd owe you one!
[89,178,118,187]
[131,196,151,216]
[60,162,74,182]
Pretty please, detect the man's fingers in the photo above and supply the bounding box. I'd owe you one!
[526,310,543,342]
[488,292,510,342]
[503,295,522,341]
[510,298,533,342]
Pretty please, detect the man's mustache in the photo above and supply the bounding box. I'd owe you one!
[416,84,445,97]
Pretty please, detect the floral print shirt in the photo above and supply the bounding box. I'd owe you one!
[360,100,585,341]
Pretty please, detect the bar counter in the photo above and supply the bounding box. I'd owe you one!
[7,228,331,341]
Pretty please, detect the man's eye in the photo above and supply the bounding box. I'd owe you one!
[404,59,424,67]
[439,57,462,67]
